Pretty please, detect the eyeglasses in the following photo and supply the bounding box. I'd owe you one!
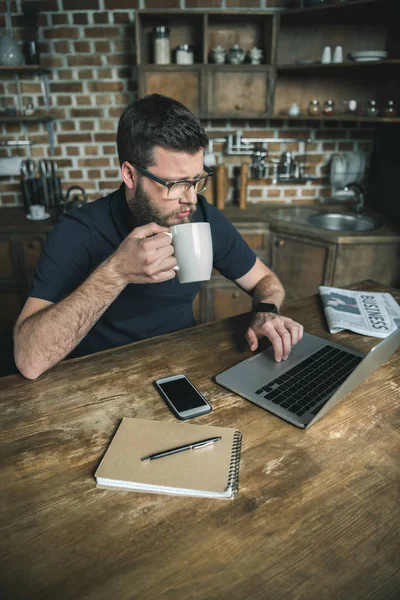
[130,162,213,200]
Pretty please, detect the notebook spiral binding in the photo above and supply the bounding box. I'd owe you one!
[227,431,242,496]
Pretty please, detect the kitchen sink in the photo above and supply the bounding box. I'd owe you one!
[267,207,379,232]
[308,212,379,232]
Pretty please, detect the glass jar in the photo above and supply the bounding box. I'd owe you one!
[383,100,397,118]
[308,99,321,116]
[153,26,170,65]
[365,100,379,117]
[323,99,335,116]
[175,44,194,65]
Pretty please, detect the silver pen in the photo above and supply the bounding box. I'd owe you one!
[141,436,222,461]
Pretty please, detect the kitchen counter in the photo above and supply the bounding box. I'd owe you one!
[222,202,400,244]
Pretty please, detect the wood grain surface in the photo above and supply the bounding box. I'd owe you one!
[0,281,399,600]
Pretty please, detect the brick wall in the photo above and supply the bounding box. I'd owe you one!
[0,0,374,207]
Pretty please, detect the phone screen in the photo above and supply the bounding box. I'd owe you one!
[158,378,208,412]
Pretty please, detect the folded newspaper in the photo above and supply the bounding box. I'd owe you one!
[319,286,400,338]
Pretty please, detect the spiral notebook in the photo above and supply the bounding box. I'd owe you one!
[95,418,242,500]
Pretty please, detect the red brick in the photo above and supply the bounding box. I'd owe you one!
[103,146,116,155]
[88,81,124,92]
[40,56,64,68]
[58,134,93,143]
[284,189,297,197]
[54,41,70,53]
[104,0,138,7]
[94,41,111,52]
[69,170,84,179]
[74,41,91,53]
[78,69,94,79]
[99,180,121,189]
[84,27,120,38]
[99,120,115,130]
[63,0,99,8]
[267,0,299,6]
[78,158,111,167]
[186,0,222,6]
[144,0,178,6]
[88,169,102,178]
[113,12,133,24]
[104,169,119,178]
[93,13,109,24]
[98,68,113,78]
[43,27,80,39]
[70,108,103,118]
[57,95,73,106]
[267,189,281,197]
[68,56,102,66]
[73,14,89,25]
[52,14,68,25]
[79,121,95,131]
[109,108,125,119]
[61,122,76,131]
[226,0,260,6]
[67,147,80,156]
[21,0,59,11]
[76,95,93,106]
[52,82,83,93]
[94,133,116,142]
[107,55,134,66]
[84,146,99,155]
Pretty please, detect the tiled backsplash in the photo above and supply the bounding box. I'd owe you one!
[0,0,374,207]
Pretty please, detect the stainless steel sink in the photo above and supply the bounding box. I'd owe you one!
[267,206,379,232]
[309,212,379,232]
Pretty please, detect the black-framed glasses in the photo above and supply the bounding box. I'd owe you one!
[130,162,213,200]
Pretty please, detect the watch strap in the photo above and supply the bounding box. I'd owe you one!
[252,302,280,316]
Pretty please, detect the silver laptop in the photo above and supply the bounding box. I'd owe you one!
[215,328,400,428]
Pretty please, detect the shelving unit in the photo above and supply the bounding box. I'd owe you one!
[136,10,277,119]
[0,65,55,155]
[136,0,399,123]
[275,0,399,121]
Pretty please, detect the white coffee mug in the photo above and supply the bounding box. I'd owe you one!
[29,204,46,219]
[169,222,213,284]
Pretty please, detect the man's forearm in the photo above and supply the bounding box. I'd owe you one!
[252,272,285,309]
[14,261,126,379]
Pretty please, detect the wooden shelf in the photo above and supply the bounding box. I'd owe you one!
[0,65,50,74]
[271,115,400,123]
[277,59,400,70]
[0,114,54,124]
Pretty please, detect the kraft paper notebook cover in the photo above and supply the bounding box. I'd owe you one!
[95,418,242,499]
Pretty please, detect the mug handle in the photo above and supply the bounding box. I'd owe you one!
[165,231,179,271]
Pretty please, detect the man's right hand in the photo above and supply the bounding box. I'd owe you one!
[107,222,177,285]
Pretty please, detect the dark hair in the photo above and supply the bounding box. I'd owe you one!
[117,94,208,167]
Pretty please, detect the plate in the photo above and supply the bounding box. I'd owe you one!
[26,212,51,221]
[348,51,388,62]
[331,189,356,201]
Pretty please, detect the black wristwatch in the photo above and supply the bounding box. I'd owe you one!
[252,302,280,316]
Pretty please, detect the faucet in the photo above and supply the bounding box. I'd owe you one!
[344,182,364,213]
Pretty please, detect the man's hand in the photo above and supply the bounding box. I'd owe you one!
[245,312,304,362]
[107,222,177,285]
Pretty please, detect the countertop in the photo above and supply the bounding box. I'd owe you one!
[0,280,399,599]
[1,203,400,245]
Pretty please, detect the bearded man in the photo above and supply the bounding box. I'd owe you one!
[14,94,303,379]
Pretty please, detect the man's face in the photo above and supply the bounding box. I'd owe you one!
[126,146,204,228]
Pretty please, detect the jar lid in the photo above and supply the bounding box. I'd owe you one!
[175,44,193,51]
[310,99,320,104]
[154,25,169,34]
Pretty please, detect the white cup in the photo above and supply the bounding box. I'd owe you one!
[321,46,332,64]
[169,222,213,284]
[29,204,46,219]
[333,45,343,63]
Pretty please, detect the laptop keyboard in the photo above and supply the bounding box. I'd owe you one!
[254,345,363,417]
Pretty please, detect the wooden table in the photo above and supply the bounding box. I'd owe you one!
[1,281,399,600]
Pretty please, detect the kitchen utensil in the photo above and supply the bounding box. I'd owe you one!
[251,147,267,179]
[239,164,248,210]
[279,151,294,178]
[288,102,301,116]
[209,46,226,64]
[51,161,63,207]
[332,46,343,64]
[227,44,245,65]
[247,47,263,65]
[26,159,39,205]
[153,26,170,65]
[175,44,194,65]
[321,46,332,64]
[330,154,346,189]
[348,51,387,62]
[39,159,50,208]
[45,159,54,206]
[62,186,88,213]
[0,1,24,66]
[215,164,227,210]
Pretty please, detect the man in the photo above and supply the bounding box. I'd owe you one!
[14,94,303,380]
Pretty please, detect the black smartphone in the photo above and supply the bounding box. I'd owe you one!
[154,374,212,420]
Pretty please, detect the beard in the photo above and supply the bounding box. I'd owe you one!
[126,178,196,229]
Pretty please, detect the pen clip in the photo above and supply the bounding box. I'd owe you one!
[193,440,216,449]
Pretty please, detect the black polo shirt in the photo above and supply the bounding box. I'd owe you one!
[31,185,257,357]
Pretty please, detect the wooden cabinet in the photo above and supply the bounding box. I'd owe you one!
[270,230,336,303]
[207,67,272,119]
[136,10,277,120]
[196,221,270,324]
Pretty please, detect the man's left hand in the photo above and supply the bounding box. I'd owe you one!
[245,312,304,362]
